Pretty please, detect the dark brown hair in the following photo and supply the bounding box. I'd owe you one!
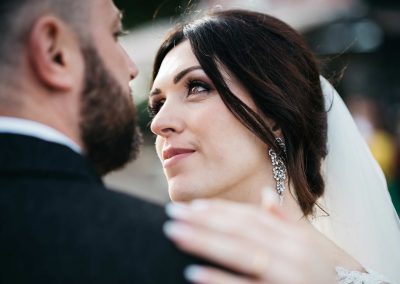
[152,10,327,216]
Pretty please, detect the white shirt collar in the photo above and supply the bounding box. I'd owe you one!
[0,116,81,154]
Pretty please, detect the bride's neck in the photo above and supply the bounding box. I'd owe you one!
[280,185,308,221]
[214,177,305,221]
[213,172,272,205]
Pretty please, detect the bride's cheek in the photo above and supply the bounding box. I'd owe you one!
[155,137,163,159]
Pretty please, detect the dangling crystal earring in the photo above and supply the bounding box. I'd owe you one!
[268,137,287,204]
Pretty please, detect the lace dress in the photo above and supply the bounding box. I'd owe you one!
[336,267,395,284]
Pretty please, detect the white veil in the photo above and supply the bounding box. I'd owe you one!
[311,77,400,282]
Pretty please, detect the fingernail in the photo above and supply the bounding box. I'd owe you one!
[184,265,207,282]
[163,221,192,240]
[190,199,209,210]
[165,203,190,219]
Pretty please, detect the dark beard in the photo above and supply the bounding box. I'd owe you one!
[79,45,142,176]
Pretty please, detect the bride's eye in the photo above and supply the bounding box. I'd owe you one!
[148,99,165,117]
[186,80,211,96]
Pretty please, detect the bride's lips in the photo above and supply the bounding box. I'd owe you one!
[162,147,195,168]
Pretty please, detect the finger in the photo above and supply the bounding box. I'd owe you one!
[261,187,282,214]
[167,199,258,223]
[184,265,264,284]
[261,187,299,223]
[163,221,271,277]
[164,221,319,284]
[165,200,307,267]
[165,200,289,244]
[265,199,288,221]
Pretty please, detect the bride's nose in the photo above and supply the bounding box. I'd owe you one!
[150,100,185,138]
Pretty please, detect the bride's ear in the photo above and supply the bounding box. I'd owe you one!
[271,121,283,138]
[264,117,283,139]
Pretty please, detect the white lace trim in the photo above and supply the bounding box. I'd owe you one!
[336,267,393,284]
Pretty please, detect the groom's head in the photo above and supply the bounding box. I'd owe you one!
[0,0,142,175]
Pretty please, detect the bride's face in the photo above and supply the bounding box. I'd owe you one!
[150,41,271,202]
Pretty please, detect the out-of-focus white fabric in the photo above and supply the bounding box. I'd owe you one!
[311,77,400,283]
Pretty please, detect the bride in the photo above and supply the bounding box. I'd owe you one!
[148,9,400,283]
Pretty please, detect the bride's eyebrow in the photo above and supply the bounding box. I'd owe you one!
[173,66,202,84]
[150,66,203,96]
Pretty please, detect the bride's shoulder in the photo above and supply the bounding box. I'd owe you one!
[311,227,394,284]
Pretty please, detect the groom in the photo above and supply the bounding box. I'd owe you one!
[0,0,208,283]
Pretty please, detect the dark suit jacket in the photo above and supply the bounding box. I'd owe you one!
[0,134,205,283]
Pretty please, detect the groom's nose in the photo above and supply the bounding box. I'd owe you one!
[122,48,138,80]
[128,58,138,80]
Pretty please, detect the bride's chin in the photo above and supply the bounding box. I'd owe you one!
[168,184,197,203]
[169,190,193,203]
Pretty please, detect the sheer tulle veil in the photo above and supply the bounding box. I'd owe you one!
[311,77,400,282]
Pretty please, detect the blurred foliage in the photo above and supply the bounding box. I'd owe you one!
[114,0,199,28]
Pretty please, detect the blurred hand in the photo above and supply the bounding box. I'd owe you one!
[163,190,336,284]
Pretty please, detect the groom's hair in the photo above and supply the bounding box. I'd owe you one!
[0,0,90,80]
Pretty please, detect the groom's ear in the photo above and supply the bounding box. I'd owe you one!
[27,15,84,92]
